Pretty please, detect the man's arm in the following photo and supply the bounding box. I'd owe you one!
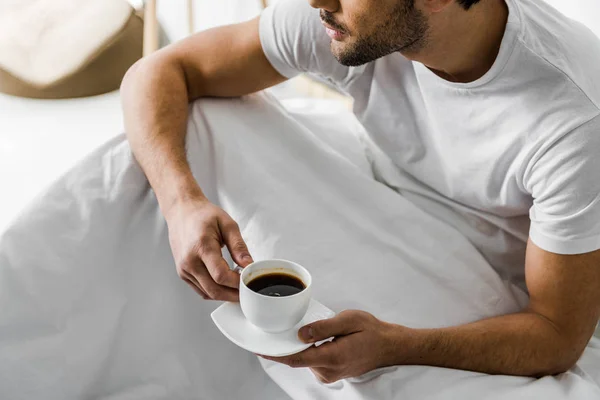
[121,17,286,301]
[266,240,600,381]
[395,240,600,376]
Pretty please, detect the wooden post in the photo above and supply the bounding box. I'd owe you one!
[187,0,195,35]
[143,0,159,56]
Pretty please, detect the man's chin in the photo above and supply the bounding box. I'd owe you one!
[330,44,372,67]
[329,40,345,54]
[329,42,357,67]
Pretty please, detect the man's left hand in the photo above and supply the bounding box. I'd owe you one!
[260,310,401,384]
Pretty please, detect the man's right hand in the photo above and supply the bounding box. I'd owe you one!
[165,196,254,301]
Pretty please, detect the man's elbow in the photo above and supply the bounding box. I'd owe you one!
[523,311,593,377]
[537,358,577,377]
[120,53,196,105]
[531,342,584,378]
[120,56,160,99]
[120,58,143,94]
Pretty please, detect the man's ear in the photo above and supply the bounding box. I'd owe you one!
[419,0,454,13]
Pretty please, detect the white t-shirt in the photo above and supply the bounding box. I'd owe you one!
[259,0,600,289]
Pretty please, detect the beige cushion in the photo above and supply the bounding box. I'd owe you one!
[0,0,143,99]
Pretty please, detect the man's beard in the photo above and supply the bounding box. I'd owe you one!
[321,2,429,67]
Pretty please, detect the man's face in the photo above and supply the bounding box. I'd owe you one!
[310,0,430,66]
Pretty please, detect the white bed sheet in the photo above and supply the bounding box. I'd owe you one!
[0,92,124,232]
[1,92,599,400]
[0,83,303,234]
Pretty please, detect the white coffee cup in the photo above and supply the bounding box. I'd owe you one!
[239,259,312,333]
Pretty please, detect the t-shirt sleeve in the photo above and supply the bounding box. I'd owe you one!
[259,0,356,87]
[525,113,600,255]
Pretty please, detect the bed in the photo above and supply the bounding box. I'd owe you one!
[1,92,599,400]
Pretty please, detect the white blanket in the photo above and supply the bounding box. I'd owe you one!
[1,93,599,399]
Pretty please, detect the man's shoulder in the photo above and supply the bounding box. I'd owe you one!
[515,0,600,109]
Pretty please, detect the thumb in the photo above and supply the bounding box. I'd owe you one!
[221,219,254,267]
[298,310,361,343]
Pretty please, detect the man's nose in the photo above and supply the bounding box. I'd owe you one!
[308,0,340,13]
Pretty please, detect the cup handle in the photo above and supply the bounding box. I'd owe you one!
[231,264,244,275]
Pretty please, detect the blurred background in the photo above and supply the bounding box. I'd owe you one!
[0,0,599,230]
[152,0,600,41]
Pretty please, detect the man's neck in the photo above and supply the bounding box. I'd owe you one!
[404,0,509,83]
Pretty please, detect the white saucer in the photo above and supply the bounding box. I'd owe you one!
[211,299,335,357]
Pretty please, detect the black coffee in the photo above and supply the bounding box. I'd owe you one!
[247,273,306,297]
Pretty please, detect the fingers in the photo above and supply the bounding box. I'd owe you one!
[219,218,254,267]
[193,262,240,301]
[260,341,339,368]
[180,253,239,302]
[182,273,209,300]
[171,202,252,301]
[310,367,339,384]
[260,312,382,385]
[198,236,241,289]
[298,310,362,343]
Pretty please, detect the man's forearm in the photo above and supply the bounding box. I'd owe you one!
[393,311,581,377]
[121,56,207,216]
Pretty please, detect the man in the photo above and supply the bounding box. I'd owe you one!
[121,0,600,383]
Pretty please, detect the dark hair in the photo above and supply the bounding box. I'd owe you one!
[456,0,481,10]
